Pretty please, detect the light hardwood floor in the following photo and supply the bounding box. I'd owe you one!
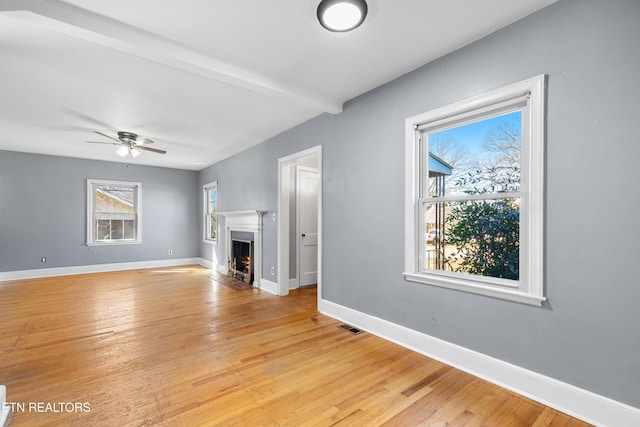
[0,266,590,426]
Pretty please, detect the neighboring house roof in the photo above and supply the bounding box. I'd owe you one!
[428,152,453,176]
[95,188,134,214]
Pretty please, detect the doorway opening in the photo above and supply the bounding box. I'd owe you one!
[277,146,322,302]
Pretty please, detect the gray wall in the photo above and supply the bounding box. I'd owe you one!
[198,131,325,280]
[198,0,640,407]
[0,151,199,271]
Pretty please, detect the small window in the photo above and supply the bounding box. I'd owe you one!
[203,181,218,242]
[87,179,141,245]
[404,75,545,305]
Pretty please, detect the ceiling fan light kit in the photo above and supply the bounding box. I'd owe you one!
[116,145,129,157]
[317,0,368,32]
[116,145,141,158]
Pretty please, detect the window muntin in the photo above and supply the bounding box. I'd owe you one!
[87,179,141,245]
[404,75,545,306]
[203,182,218,242]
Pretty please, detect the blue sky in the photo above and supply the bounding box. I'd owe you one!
[430,110,521,157]
[427,110,522,195]
[209,188,217,210]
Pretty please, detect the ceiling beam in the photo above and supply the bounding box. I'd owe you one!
[0,0,344,114]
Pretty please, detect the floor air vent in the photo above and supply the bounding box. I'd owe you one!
[338,324,363,335]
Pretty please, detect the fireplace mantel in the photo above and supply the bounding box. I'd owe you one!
[218,210,265,229]
[217,210,265,287]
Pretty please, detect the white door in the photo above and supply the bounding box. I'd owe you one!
[297,167,319,287]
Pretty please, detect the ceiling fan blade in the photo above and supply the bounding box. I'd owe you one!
[136,137,155,145]
[137,145,166,154]
[93,130,120,142]
[85,140,120,145]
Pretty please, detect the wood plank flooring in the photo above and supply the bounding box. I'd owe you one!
[0,266,590,426]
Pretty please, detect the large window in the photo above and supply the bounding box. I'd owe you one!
[404,75,545,305]
[87,179,141,245]
[203,181,218,242]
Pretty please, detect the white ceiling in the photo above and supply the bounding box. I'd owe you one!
[0,0,556,170]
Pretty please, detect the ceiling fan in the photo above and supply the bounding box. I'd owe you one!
[86,131,167,157]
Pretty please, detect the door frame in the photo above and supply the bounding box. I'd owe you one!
[277,146,322,301]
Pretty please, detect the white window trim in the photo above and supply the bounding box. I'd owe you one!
[203,181,218,244]
[86,179,142,246]
[404,75,546,306]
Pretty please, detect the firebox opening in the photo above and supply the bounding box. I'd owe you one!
[229,238,254,284]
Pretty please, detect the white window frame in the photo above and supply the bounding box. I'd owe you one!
[203,181,218,243]
[86,179,142,246]
[404,75,546,306]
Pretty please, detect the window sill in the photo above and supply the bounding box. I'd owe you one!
[203,239,218,245]
[403,272,546,306]
[86,240,142,247]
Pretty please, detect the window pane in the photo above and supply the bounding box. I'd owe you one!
[209,213,217,239]
[96,220,111,240]
[426,111,521,198]
[205,184,217,240]
[123,220,135,239]
[95,185,136,214]
[208,188,217,213]
[111,220,124,240]
[424,198,520,281]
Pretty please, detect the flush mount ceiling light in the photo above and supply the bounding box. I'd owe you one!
[317,0,368,32]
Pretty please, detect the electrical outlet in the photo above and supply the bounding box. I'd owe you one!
[168,249,173,255]
[270,266,275,275]
[41,257,46,263]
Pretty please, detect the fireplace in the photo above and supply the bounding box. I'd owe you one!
[229,238,253,284]
[217,210,264,288]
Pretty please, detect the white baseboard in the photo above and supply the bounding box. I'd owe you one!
[259,278,279,295]
[319,298,640,427]
[289,278,299,290]
[198,258,213,269]
[0,258,208,282]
